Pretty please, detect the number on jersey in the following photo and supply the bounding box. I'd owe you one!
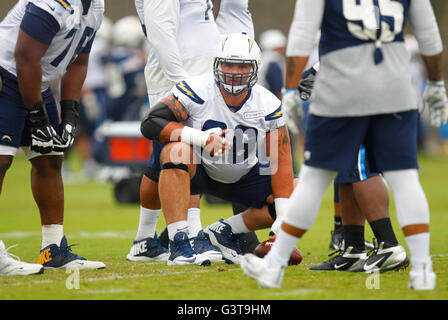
[343,0,404,42]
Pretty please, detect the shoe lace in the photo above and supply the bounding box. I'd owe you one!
[61,243,82,259]
[366,238,379,257]
[1,244,21,262]
[328,248,344,258]
[327,239,346,258]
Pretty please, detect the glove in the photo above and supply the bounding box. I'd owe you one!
[281,88,302,135]
[27,101,59,154]
[53,100,80,152]
[270,198,289,235]
[0,69,3,92]
[298,66,317,102]
[419,81,448,128]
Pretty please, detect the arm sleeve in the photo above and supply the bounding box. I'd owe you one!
[20,3,60,45]
[144,0,189,82]
[408,0,443,56]
[286,0,324,57]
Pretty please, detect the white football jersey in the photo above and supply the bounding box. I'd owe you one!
[135,0,220,95]
[171,73,284,183]
[0,0,104,91]
[216,0,254,38]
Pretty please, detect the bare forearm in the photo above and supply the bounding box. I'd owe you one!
[16,58,42,109]
[285,56,309,89]
[60,64,88,101]
[268,127,294,198]
[422,52,444,82]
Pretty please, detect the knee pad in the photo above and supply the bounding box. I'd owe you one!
[383,169,430,228]
[144,167,161,183]
[161,162,189,173]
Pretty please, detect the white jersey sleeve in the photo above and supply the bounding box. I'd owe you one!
[142,0,188,87]
[254,85,284,132]
[30,0,74,29]
[170,75,211,126]
[286,0,324,57]
[408,0,443,56]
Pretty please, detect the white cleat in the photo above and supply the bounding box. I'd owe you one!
[241,253,285,288]
[0,241,44,276]
[408,260,436,290]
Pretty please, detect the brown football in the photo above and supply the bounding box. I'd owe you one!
[253,235,303,266]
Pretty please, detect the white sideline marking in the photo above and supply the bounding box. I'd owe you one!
[83,288,131,295]
[268,289,324,296]
[2,269,239,287]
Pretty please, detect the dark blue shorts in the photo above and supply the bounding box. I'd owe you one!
[144,140,165,182]
[304,110,419,176]
[334,144,379,183]
[0,67,59,148]
[190,162,273,209]
[303,99,379,182]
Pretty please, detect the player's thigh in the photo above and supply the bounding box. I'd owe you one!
[20,87,61,149]
[304,114,369,176]
[0,72,28,150]
[335,144,379,184]
[367,110,419,172]
[191,163,272,208]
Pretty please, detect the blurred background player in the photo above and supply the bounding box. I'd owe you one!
[257,29,286,100]
[140,32,295,265]
[0,0,106,273]
[242,0,447,290]
[126,0,222,263]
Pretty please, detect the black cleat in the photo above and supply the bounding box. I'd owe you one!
[351,238,410,273]
[311,241,367,271]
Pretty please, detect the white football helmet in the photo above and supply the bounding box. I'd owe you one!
[214,32,262,95]
[259,29,286,52]
[112,16,145,49]
[96,16,113,43]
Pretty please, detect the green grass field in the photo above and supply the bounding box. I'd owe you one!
[0,152,447,301]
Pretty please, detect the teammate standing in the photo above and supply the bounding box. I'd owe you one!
[127,0,222,264]
[241,0,447,290]
[0,0,106,274]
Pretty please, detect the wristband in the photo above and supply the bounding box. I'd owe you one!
[180,126,208,147]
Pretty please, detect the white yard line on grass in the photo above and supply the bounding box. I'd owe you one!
[1,268,240,287]
[268,288,324,296]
